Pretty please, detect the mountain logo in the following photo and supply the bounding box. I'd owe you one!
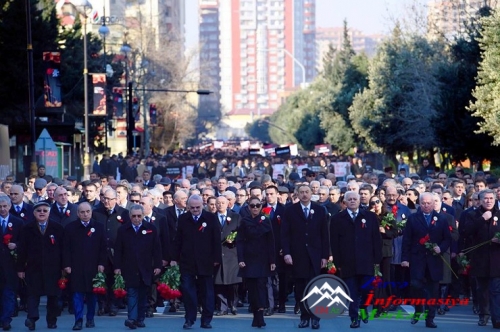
[301,275,352,319]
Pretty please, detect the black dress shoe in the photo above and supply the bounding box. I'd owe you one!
[264,308,273,316]
[25,319,35,331]
[478,318,488,326]
[168,305,177,313]
[85,320,95,328]
[236,300,244,308]
[411,313,421,325]
[298,319,309,328]
[425,321,437,328]
[311,319,320,330]
[145,311,154,318]
[350,320,360,328]
[215,310,227,316]
[437,308,445,315]
[278,306,286,313]
[109,311,117,317]
[200,323,212,329]
[183,321,193,329]
[72,321,83,331]
[124,320,137,330]
[47,323,57,329]
[135,321,146,328]
[2,324,11,331]
[362,317,368,324]
[230,306,237,315]
[388,304,398,311]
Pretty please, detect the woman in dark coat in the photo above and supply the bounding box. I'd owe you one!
[369,195,398,316]
[236,196,275,328]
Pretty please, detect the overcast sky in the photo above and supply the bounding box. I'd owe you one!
[184,0,428,50]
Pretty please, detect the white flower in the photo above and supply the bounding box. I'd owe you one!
[310,209,315,215]
[361,219,366,224]
[151,216,156,221]
[142,230,147,234]
[494,217,498,222]
[227,217,231,222]
[117,216,122,220]
[20,213,25,217]
[261,216,266,220]
[442,207,447,212]
[90,228,95,233]
[401,214,406,219]
[7,222,12,228]
[202,222,207,227]
[433,216,438,221]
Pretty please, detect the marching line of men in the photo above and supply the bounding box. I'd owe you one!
[0,173,499,331]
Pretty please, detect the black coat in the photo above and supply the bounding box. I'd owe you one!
[49,202,79,228]
[236,214,275,278]
[165,205,183,258]
[266,203,287,273]
[401,211,452,281]
[0,215,24,288]
[62,220,107,292]
[214,211,241,285]
[331,209,382,278]
[375,212,398,258]
[146,212,170,262]
[172,210,222,276]
[17,221,64,296]
[92,205,131,268]
[463,206,500,278]
[114,222,162,288]
[9,202,34,224]
[281,202,329,279]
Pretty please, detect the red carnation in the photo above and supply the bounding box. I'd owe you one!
[392,205,398,217]
[3,234,12,245]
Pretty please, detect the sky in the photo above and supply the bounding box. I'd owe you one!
[184,0,429,50]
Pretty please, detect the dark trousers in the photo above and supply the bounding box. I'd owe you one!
[410,269,439,321]
[73,292,96,322]
[489,277,500,323]
[27,295,58,324]
[181,274,214,324]
[214,284,236,312]
[277,272,289,306]
[477,276,491,320]
[127,285,148,322]
[392,264,411,299]
[246,278,267,311]
[344,275,372,320]
[294,278,319,321]
[0,286,16,325]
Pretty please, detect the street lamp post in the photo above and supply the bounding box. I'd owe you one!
[98,13,110,152]
[260,48,306,87]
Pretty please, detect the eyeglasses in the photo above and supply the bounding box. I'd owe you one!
[249,204,262,208]
[35,209,49,213]
[370,200,381,206]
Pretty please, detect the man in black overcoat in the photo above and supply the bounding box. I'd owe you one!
[114,204,162,329]
[331,191,382,328]
[9,185,34,224]
[92,188,131,316]
[463,189,500,328]
[49,187,79,228]
[281,184,329,329]
[0,196,24,330]
[171,194,222,329]
[214,196,241,315]
[17,201,64,330]
[63,202,107,330]
[402,192,451,328]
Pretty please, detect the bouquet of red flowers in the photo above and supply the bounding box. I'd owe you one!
[456,255,471,275]
[157,265,182,300]
[92,272,107,295]
[372,265,383,287]
[326,261,337,274]
[58,275,68,290]
[113,274,127,298]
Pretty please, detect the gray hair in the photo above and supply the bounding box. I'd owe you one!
[129,204,144,216]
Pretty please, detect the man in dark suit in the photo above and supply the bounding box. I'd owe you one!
[49,187,79,228]
[165,190,188,266]
[9,185,34,224]
[139,196,170,316]
[0,196,24,330]
[450,179,467,220]
[17,201,65,330]
[92,188,131,316]
[62,202,107,330]
[264,185,286,314]
[282,184,329,329]
[171,194,222,329]
[402,192,452,328]
[214,196,241,316]
[81,183,102,210]
[114,204,162,329]
[331,191,382,328]
[142,170,156,189]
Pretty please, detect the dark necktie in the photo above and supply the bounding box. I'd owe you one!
[194,215,199,222]
[134,225,140,233]
[352,211,357,221]
[16,205,21,213]
[270,207,275,219]
[424,214,431,226]
[40,224,46,233]
[177,209,183,218]
[60,206,65,214]
[1,219,5,233]
[220,215,225,227]
[303,207,309,218]
[145,216,150,223]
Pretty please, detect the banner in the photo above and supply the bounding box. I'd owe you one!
[314,144,332,156]
[92,73,106,115]
[275,146,291,156]
[165,167,182,179]
[43,52,62,108]
[332,162,351,178]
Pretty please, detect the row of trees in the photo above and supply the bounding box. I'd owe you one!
[249,6,500,167]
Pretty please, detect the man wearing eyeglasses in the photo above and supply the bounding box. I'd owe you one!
[49,187,79,228]
[92,189,131,316]
[171,195,221,330]
[17,201,64,331]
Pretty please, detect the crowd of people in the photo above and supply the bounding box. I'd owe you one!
[0,154,499,331]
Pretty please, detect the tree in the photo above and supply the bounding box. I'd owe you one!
[245,118,271,143]
[468,8,500,146]
[349,26,442,157]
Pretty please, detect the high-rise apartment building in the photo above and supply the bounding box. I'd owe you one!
[427,0,499,38]
[200,0,316,120]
